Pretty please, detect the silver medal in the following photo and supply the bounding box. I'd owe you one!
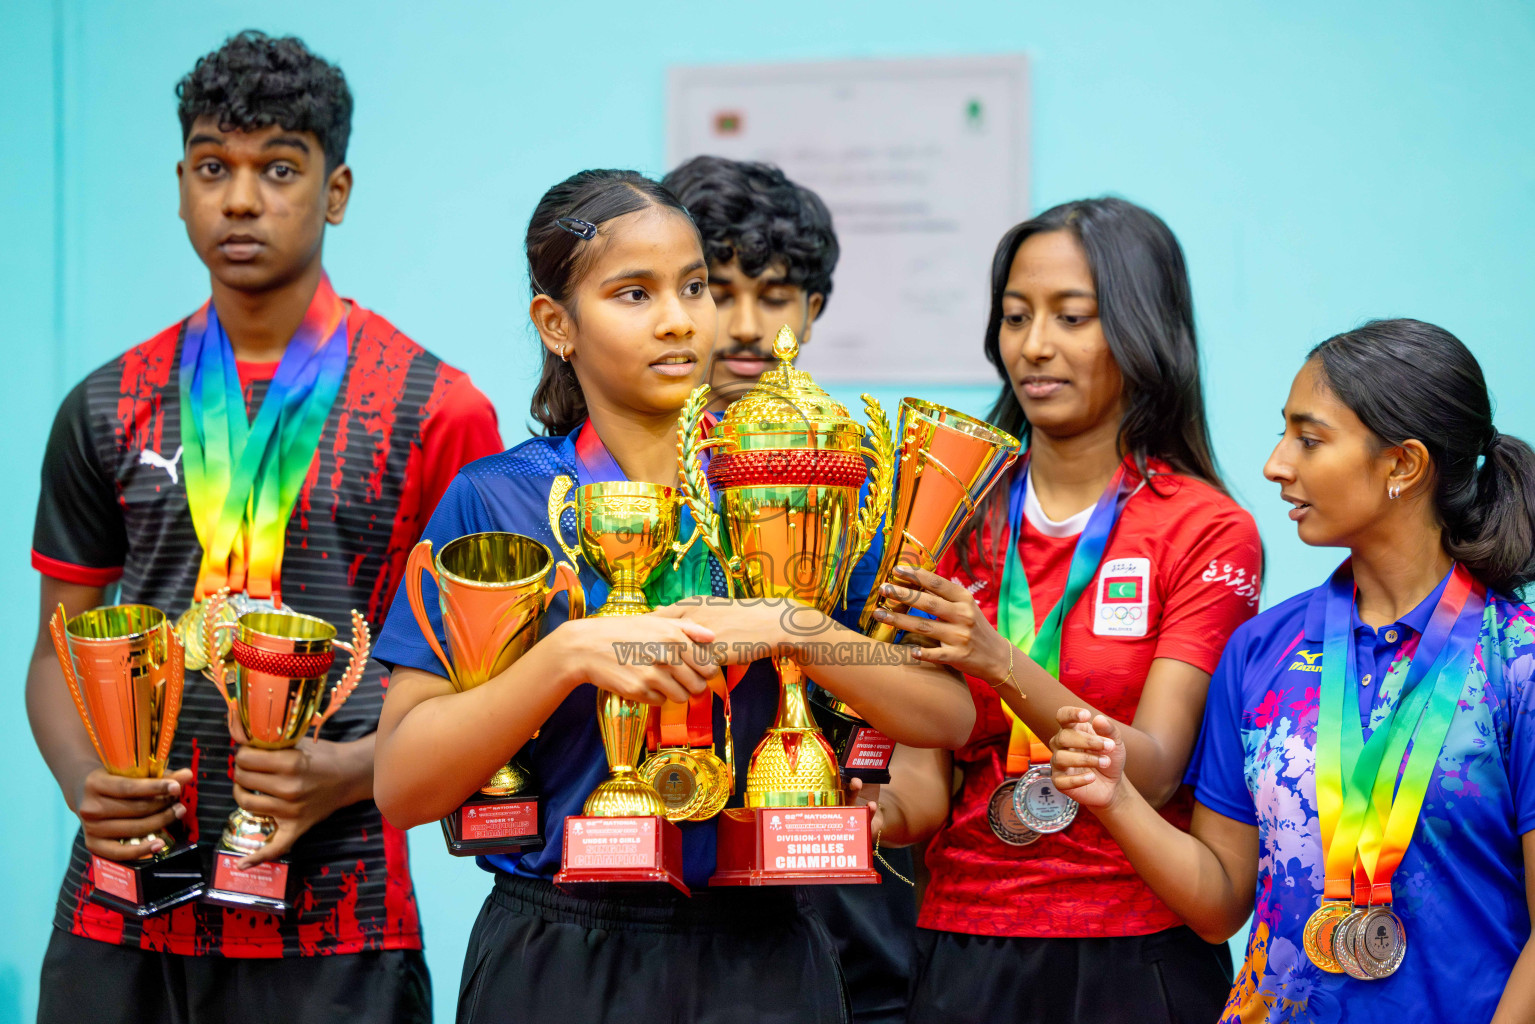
[987,779,1040,846]
[1011,764,1078,835]
[1352,907,1407,979]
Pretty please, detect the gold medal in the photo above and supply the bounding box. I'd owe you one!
[1303,899,1351,973]
[685,748,732,821]
[987,779,1039,846]
[175,593,272,672]
[640,747,733,822]
[640,749,709,821]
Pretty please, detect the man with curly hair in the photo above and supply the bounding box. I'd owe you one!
[661,156,840,413]
[28,31,501,1023]
[663,155,917,1024]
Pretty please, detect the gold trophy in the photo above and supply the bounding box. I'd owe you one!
[678,325,894,885]
[200,590,369,914]
[49,604,204,916]
[549,478,695,893]
[811,399,1021,783]
[405,531,585,856]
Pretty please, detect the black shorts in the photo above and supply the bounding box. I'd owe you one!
[908,926,1232,1024]
[37,926,431,1024]
[803,846,918,1024]
[458,872,850,1024]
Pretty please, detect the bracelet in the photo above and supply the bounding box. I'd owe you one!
[990,645,1025,702]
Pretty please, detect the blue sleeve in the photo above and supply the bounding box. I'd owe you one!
[1503,606,1535,834]
[373,473,498,677]
[1186,629,1259,826]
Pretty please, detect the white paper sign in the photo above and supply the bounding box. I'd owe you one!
[668,56,1029,383]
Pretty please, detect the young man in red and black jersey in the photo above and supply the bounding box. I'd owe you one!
[26,31,501,1023]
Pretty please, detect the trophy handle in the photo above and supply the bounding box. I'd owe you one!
[670,494,703,571]
[49,604,109,766]
[154,628,186,771]
[314,610,371,740]
[404,540,458,688]
[202,589,238,712]
[546,559,587,621]
[675,384,734,584]
[849,394,896,575]
[547,475,582,568]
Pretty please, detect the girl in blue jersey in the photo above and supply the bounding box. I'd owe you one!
[1053,319,1535,1023]
[370,169,974,1024]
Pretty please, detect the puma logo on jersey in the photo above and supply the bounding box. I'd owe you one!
[138,445,183,484]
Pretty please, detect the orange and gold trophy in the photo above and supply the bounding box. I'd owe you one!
[405,532,584,855]
[49,604,204,916]
[549,478,694,894]
[677,325,893,886]
[811,399,1020,783]
[200,591,369,913]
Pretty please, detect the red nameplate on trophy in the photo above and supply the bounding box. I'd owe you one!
[553,816,688,894]
[92,856,138,903]
[203,852,293,914]
[844,728,897,774]
[87,845,205,918]
[711,804,881,886]
[441,793,543,857]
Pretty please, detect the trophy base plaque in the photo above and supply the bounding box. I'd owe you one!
[554,816,688,895]
[202,851,295,915]
[441,792,543,857]
[810,696,895,785]
[710,804,880,886]
[88,844,205,918]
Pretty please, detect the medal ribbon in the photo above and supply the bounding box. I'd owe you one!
[179,276,349,603]
[995,454,1134,774]
[571,421,722,752]
[1316,561,1482,904]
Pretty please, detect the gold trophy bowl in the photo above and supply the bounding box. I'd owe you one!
[407,531,583,786]
[859,399,1021,642]
[49,603,205,915]
[802,399,1020,784]
[200,590,369,913]
[550,477,695,893]
[677,326,895,809]
[549,477,684,818]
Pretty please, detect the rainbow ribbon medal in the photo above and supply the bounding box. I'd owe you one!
[986,455,1133,844]
[176,275,349,662]
[1304,560,1483,978]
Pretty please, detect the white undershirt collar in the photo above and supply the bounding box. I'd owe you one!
[1023,467,1093,538]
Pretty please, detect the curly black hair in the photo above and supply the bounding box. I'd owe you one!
[176,30,352,170]
[662,156,838,310]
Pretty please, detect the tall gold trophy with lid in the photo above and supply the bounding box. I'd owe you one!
[677,326,893,885]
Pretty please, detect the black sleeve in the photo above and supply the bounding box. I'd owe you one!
[32,378,128,582]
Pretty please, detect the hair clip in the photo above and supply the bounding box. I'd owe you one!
[557,217,598,240]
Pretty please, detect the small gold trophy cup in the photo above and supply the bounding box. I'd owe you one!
[405,531,584,855]
[811,399,1021,783]
[49,604,205,916]
[677,326,893,885]
[549,478,692,893]
[200,591,369,914]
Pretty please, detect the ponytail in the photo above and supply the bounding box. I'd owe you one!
[1445,432,1535,593]
[1309,319,1535,595]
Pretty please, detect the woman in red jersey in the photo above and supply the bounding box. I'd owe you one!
[871,197,1262,1023]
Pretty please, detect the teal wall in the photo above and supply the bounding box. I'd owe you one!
[3,1,1532,1020]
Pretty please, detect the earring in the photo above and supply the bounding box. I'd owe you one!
[559,345,569,363]
[1388,484,1401,500]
